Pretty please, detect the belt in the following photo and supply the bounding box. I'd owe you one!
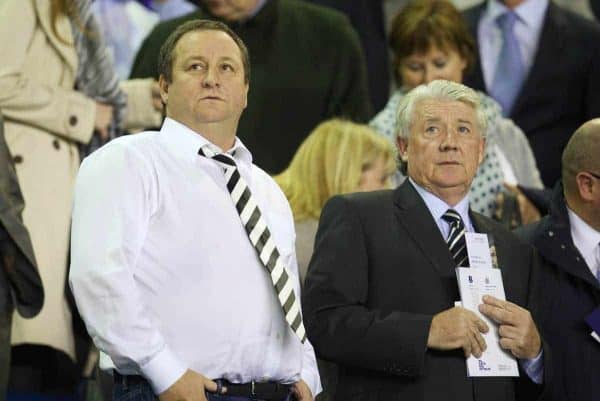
[215,379,292,401]
[113,372,292,401]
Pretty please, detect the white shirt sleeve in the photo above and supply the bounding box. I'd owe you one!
[69,142,187,394]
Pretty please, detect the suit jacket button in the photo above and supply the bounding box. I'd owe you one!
[69,115,78,126]
[13,155,23,164]
[548,231,554,237]
[52,139,60,150]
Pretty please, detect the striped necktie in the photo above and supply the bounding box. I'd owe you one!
[199,146,306,343]
[442,209,470,267]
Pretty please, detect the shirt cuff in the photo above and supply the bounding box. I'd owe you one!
[140,345,188,394]
[519,349,544,384]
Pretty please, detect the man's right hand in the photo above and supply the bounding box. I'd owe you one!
[427,307,489,358]
[158,369,222,401]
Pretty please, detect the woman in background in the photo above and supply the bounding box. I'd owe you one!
[275,118,396,284]
[0,0,161,394]
[370,0,543,226]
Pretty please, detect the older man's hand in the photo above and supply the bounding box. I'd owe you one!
[427,307,490,358]
[479,295,541,359]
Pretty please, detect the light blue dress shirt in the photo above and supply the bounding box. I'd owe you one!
[408,178,544,384]
[478,0,549,90]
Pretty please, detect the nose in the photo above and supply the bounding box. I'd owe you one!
[439,129,459,151]
[202,66,220,88]
[424,66,439,84]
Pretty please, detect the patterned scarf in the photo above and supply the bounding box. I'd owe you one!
[69,0,127,156]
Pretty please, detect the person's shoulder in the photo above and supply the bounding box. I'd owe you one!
[514,217,547,245]
[329,189,395,213]
[550,3,600,37]
[80,132,160,171]
[462,2,486,27]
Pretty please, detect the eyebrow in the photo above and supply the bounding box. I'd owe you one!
[457,119,473,125]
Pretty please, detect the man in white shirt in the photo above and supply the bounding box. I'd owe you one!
[303,80,549,401]
[69,19,320,401]
[516,119,600,401]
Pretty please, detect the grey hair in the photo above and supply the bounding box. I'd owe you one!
[395,80,488,140]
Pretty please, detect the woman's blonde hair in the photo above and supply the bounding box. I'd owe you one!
[274,119,397,221]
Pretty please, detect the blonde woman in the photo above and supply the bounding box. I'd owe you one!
[275,119,396,284]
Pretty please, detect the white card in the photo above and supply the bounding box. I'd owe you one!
[465,232,494,269]
[456,267,519,377]
[592,331,600,344]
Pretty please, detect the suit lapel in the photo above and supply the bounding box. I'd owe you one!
[463,3,487,92]
[511,3,565,118]
[393,182,456,278]
[35,0,78,76]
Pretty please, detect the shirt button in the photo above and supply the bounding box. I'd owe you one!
[69,115,78,126]
[13,155,23,164]
[52,139,60,150]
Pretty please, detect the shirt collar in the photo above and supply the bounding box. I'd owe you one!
[487,0,548,29]
[567,206,600,265]
[159,117,253,167]
[408,178,471,226]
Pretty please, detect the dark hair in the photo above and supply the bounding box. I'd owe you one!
[389,0,476,84]
[158,19,250,84]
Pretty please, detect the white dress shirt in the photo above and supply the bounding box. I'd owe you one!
[69,118,321,396]
[478,0,549,90]
[408,178,544,383]
[567,207,600,279]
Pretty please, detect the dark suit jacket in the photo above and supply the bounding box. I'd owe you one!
[463,2,600,187]
[0,112,42,318]
[516,183,600,401]
[302,181,550,401]
[130,0,372,174]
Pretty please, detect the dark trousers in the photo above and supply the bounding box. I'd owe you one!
[113,375,294,401]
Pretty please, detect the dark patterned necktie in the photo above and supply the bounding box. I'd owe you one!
[199,146,306,343]
[442,209,470,267]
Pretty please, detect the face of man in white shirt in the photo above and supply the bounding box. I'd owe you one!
[202,0,260,21]
[159,29,249,137]
[398,99,485,205]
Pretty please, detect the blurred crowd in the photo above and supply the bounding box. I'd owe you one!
[0,1,599,401]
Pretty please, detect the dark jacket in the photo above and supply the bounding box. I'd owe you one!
[516,183,600,401]
[130,0,373,174]
[0,112,42,318]
[303,181,551,401]
[463,2,600,187]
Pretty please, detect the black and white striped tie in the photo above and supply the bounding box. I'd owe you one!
[199,147,306,343]
[441,209,470,267]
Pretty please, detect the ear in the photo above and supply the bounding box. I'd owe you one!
[397,136,409,162]
[575,172,597,201]
[158,74,169,105]
[243,82,249,109]
[477,137,486,165]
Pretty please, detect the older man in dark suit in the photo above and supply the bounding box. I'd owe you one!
[303,80,550,401]
[0,111,43,400]
[516,119,600,401]
[462,0,600,187]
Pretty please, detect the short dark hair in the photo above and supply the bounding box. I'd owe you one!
[388,0,476,84]
[157,19,251,84]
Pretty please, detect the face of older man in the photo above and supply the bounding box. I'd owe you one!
[398,99,485,204]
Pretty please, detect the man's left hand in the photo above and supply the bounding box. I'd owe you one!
[478,295,541,359]
[292,380,313,401]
